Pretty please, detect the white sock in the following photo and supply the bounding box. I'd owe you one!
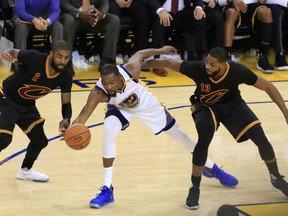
[166,123,215,169]
[204,158,214,169]
[103,167,113,187]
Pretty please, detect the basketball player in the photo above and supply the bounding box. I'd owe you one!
[143,46,288,210]
[62,46,238,209]
[0,40,74,182]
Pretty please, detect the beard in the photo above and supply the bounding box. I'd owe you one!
[207,68,221,78]
[51,60,65,72]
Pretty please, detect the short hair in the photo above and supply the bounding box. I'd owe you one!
[101,64,120,76]
[52,40,71,53]
[208,47,228,63]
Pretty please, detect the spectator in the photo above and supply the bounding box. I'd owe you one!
[12,0,63,50]
[109,0,150,56]
[266,2,288,70]
[60,0,120,72]
[219,0,274,73]
[145,0,207,76]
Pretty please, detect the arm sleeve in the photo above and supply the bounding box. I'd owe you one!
[14,0,34,22]
[48,0,61,23]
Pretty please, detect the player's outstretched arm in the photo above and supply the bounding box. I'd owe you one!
[254,75,288,124]
[124,46,177,78]
[142,58,183,72]
[73,87,107,125]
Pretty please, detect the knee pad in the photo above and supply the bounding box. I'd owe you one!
[102,116,122,158]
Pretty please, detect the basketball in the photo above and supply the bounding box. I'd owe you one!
[64,124,91,150]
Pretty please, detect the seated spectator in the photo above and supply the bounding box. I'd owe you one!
[219,0,274,73]
[60,0,120,72]
[12,0,63,50]
[204,0,224,49]
[266,2,288,70]
[146,0,207,76]
[109,0,150,56]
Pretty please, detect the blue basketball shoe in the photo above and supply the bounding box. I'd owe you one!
[202,164,238,188]
[90,185,114,208]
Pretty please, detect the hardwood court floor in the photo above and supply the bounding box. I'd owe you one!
[0,54,288,216]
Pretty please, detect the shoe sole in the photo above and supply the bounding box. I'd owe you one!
[275,66,288,71]
[186,204,199,210]
[203,174,238,188]
[16,176,49,182]
[90,201,114,209]
[256,64,274,74]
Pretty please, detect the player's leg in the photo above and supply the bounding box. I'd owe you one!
[0,99,17,152]
[246,124,288,197]
[90,106,131,209]
[165,121,238,188]
[17,120,49,182]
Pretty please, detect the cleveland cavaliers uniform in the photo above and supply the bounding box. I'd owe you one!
[180,60,259,142]
[95,64,175,134]
[0,50,73,134]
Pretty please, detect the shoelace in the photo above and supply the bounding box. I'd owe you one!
[213,165,226,178]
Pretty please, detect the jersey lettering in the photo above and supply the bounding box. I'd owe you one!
[200,83,211,92]
[120,93,139,108]
[18,84,52,100]
[32,73,41,82]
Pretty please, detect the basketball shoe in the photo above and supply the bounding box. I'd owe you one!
[90,185,114,208]
[202,164,238,187]
[16,168,49,182]
[186,186,200,210]
[271,175,288,197]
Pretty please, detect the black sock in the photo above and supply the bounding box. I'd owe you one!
[191,175,202,188]
[266,161,281,179]
[21,157,35,169]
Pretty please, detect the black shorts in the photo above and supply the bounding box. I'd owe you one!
[0,95,44,135]
[191,96,260,143]
[224,3,268,32]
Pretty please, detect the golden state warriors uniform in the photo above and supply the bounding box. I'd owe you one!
[96,65,175,134]
[180,60,260,142]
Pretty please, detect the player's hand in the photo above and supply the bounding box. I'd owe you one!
[59,119,70,140]
[0,51,17,63]
[161,46,178,54]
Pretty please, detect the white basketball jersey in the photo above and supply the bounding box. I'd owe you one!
[96,65,158,111]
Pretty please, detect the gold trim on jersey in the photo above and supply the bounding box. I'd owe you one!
[46,55,60,79]
[0,86,4,96]
[0,129,13,135]
[209,62,230,84]
[118,76,130,93]
[235,120,261,141]
[206,106,217,132]
[23,117,45,134]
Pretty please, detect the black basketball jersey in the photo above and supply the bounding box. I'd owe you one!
[180,60,258,106]
[2,50,73,106]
